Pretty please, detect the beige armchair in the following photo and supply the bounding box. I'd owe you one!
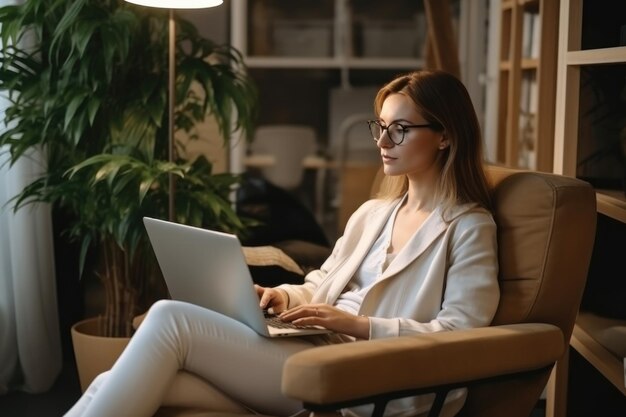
[157,166,597,417]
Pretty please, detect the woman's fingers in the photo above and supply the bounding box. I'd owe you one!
[255,285,272,309]
[256,286,288,313]
[279,304,370,339]
[280,304,327,321]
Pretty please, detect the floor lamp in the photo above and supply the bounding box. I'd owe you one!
[124,0,224,221]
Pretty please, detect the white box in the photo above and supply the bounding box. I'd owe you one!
[361,17,425,58]
[272,19,333,57]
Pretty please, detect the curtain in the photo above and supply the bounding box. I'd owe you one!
[0,0,62,394]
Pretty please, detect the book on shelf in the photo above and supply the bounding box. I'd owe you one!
[518,72,538,170]
[522,11,541,59]
[519,71,538,116]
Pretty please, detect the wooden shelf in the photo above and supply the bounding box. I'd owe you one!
[596,190,626,224]
[502,0,514,10]
[244,56,426,70]
[502,0,539,10]
[571,311,626,396]
[566,46,626,66]
[520,58,539,69]
[499,61,512,71]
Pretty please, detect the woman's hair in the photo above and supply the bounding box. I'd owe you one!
[374,70,492,213]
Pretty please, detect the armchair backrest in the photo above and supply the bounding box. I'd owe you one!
[457,166,597,417]
[486,166,596,342]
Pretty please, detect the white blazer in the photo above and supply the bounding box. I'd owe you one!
[280,196,500,339]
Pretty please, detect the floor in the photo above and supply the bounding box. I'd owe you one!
[0,358,81,417]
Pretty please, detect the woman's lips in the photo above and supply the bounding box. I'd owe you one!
[381,154,396,163]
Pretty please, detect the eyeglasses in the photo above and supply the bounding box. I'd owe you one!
[367,120,435,145]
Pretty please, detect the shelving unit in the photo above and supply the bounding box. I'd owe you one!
[550,0,626,416]
[229,0,440,175]
[231,0,431,79]
[229,0,479,238]
[228,0,481,164]
[494,0,559,172]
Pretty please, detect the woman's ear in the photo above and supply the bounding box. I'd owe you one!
[439,137,449,150]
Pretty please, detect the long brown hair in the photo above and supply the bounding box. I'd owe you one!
[374,70,492,213]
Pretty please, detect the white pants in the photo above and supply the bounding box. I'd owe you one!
[64,299,325,417]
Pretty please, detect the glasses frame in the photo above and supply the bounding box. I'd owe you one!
[367,120,435,145]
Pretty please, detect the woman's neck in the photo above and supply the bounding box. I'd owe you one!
[405,178,437,213]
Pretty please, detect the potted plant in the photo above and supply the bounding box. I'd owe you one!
[0,0,257,387]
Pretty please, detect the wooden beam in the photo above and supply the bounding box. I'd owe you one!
[423,0,461,77]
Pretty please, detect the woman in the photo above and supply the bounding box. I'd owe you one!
[65,70,499,417]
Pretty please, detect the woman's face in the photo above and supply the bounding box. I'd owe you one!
[376,93,447,179]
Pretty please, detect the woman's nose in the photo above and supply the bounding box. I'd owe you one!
[376,132,394,148]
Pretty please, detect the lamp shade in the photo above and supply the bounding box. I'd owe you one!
[125,0,223,9]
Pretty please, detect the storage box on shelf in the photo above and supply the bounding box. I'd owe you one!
[271,19,334,57]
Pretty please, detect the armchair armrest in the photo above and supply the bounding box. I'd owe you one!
[282,323,564,407]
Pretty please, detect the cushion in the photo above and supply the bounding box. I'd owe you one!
[243,240,331,288]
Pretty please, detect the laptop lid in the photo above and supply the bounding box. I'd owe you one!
[143,217,329,337]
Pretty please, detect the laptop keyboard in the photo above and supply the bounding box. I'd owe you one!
[265,314,316,330]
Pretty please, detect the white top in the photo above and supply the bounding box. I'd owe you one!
[334,195,405,315]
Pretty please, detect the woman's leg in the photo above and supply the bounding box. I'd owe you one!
[66,369,248,417]
[64,299,318,417]
[161,371,248,411]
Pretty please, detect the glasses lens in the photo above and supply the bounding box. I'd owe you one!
[369,121,381,141]
[369,121,406,144]
[387,123,404,144]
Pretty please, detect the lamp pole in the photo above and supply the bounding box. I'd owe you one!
[124,0,224,222]
[168,8,175,221]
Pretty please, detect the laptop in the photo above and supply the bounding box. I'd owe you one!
[143,217,331,337]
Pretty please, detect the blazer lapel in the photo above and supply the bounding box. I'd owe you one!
[380,207,448,279]
[322,200,398,303]
[381,202,479,279]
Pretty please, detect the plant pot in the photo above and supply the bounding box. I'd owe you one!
[71,317,131,392]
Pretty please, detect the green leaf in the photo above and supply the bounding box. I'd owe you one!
[86,97,101,126]
[64,91,89,132]
[78,233,92,278]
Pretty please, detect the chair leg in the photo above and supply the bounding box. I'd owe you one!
[372,400,389,417]
[427,389,450,417]
[545,349,569,417]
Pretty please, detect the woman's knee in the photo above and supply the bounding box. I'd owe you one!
[145,299,184,322]
[134,299,191,338]
[85,370,110,396]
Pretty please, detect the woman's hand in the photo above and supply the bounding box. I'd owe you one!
[280,304,370,340]
[255,285,289,314]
